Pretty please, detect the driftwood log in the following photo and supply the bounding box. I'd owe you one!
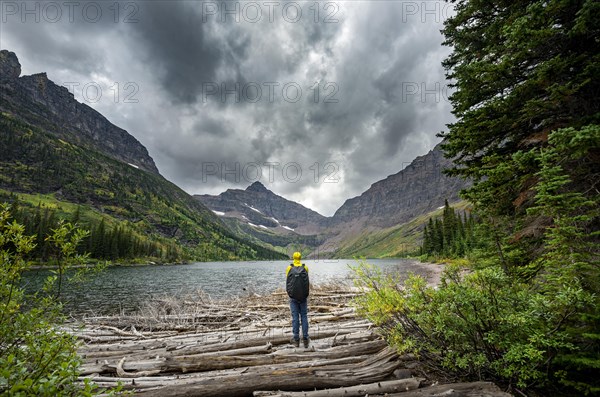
[252,380,512,397]
[253,378,423,396]
[70,284,511,396]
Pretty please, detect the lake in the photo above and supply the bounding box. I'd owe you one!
[22,258,440,317]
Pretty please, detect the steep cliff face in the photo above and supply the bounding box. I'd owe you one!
[196,181,326,235]
[330,143,469,229]
[0,50,158,174]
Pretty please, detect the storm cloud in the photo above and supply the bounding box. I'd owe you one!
[1,0,455,216]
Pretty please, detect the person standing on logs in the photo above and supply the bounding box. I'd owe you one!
[286,251,310,348]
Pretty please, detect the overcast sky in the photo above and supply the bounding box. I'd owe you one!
[1,0,455,216]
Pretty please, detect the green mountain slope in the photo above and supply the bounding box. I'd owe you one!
[0,113,286,262]
[332,201,470,258]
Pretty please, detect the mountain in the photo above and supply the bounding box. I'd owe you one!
[196,181,326,233]
[0,50,285,262]
[320,143,471,256]
[195,182,328,255]
[197,145,470,258]
[329,143,468,228]
[330,200,471,258]
[0,50,158,174]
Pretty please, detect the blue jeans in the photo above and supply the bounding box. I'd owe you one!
[289,298,309,340]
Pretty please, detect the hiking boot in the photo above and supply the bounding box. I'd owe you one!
[291,338,300,347]
[303,338,310,348]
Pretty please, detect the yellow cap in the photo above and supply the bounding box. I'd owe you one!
[293,251,302,260]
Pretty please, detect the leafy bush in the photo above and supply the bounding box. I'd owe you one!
[0,205,113,396]
[360,125,599,395]
[353,261,591,393]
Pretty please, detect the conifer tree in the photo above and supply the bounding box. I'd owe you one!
[439,0,599,392]
[93,219,106,258]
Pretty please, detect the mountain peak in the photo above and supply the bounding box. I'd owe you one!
[0,50,21,81]
[246,181,269,193]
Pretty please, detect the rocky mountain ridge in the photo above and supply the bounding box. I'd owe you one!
[0,50,158,174]
[329,143,469,229]
[195,181,327,235]
[197,145,470,256]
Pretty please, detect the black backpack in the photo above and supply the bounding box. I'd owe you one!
[286,264,309,302]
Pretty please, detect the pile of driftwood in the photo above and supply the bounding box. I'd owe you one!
[69,284,511,396]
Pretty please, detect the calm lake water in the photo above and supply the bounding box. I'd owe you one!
[23,259,439,317]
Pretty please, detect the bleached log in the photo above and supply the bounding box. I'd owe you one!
[80,365,261,386]
[80,358,166,375]
[167,328,357,356]
[165,340,386,373]
[385,381,513,397]
[80,331,276,362]
[310,313,357,323]
[136,348,400,397]
[115,357,161,378]
[247,305,345,313]
[80,326,264,355]
[331,330,377,346]
[89,325,146,338]
[253,378,423,396]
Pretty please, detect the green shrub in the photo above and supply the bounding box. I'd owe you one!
[0,204,113,396]
[353,261,591,392]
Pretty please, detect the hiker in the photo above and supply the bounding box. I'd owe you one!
[286,251,310,348]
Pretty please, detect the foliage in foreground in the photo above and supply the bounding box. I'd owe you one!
[410,0,600,394]
[355,262,590,391]
[354,124,599,395]
[0,205,115,396]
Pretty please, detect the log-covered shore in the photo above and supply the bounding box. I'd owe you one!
[68,284,511,396]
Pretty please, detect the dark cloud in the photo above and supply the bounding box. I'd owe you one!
[1,0,454,216]
[127,1,223,104]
